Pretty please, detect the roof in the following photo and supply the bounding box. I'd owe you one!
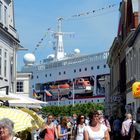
[128,24,140,47]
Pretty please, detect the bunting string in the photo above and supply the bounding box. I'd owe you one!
[64,3,119,21]
[33,2,119,54]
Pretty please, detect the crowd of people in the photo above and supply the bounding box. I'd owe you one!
[0,108,140,140]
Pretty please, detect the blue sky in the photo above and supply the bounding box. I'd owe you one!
[14,0,121,70]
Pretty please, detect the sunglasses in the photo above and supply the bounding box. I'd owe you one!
[80,117,85,119]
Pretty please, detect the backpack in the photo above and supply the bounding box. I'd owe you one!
[129,123,140,140]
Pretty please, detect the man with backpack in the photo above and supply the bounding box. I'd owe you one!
[121,113,133,139]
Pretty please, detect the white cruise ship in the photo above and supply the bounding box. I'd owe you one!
[22,18,109,106]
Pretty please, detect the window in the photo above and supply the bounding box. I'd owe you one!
[37,76,38,79]
[59,72,61,75]
[104,65,106,68]
[17,81,23,92]
[85,68,87,71]
[0,2,2,22]
[4,6,7,26]
[91,66,93,70]
[0,49,2,75]
[0,57,1,75]
[74,69,76,73]
[79,68,81,72]
[45,74,47,77]
[4,51,7,77]
[50,73,51,77]
[97,66,100,69]
[63,71,66,74]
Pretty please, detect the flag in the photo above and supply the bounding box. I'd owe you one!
[33,89,38,98]
[44,89,52,97]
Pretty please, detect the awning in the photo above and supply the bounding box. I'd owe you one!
[0,91,47,108]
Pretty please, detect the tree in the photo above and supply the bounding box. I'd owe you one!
[41,103,104,117]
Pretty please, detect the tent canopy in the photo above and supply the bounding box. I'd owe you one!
[0,91,47,108]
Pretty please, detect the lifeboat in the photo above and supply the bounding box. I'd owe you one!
[49,83,70,89]
[74,78,91,87]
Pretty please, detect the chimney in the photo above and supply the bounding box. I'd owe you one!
[133,12,139,28]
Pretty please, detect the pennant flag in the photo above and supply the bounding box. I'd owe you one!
[44,89,52,97]
[33,89,38,98]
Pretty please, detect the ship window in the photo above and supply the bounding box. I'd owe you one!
[92,100,93,102]
[104,64,106,68]
[59,72,61,75]
[45,74,47,77]
[97,99,99,102]
[79,68,81,72]
[97,66,100,69]
[50,74,51,77]
[85,68,87,71]
[74,69,76,73]
[79,101,81,103]
[32,85,34,88]
[91,66,93,70]
[64,71,66,74]
[37,76,39,79]
[74,101,76,103]
[69,101,70,104]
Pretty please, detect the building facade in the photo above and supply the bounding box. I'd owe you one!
[0,0,20,93]
[107,0,138,117]
[125,24,140,116]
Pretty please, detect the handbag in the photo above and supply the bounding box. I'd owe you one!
[39,129,46,139]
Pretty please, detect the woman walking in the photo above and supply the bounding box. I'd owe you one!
[40,114,58,140]
[57,116,71,140]
[84,110,110,140]
[74,114,86,140]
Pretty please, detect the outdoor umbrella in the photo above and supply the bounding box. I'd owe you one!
[0,108,39,132]
[20,108,45,128]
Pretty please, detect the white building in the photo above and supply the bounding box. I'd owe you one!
[0,0,20,93]
[16,72,32,97]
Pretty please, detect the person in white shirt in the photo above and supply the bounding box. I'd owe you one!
[84,110,110,140]
[121,113,132,139]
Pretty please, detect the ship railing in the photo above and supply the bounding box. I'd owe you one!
[35,51,109,71]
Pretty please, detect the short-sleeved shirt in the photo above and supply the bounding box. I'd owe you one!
[86,124,107,140]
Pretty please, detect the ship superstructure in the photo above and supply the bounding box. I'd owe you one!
[22,18,110,106]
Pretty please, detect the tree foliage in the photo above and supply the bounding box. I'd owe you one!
[41,103,104,117]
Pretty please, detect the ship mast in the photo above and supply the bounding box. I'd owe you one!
[53,17,74,60]
[54,17,64,60]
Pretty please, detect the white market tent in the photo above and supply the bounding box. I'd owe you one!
[0,91,47,108]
